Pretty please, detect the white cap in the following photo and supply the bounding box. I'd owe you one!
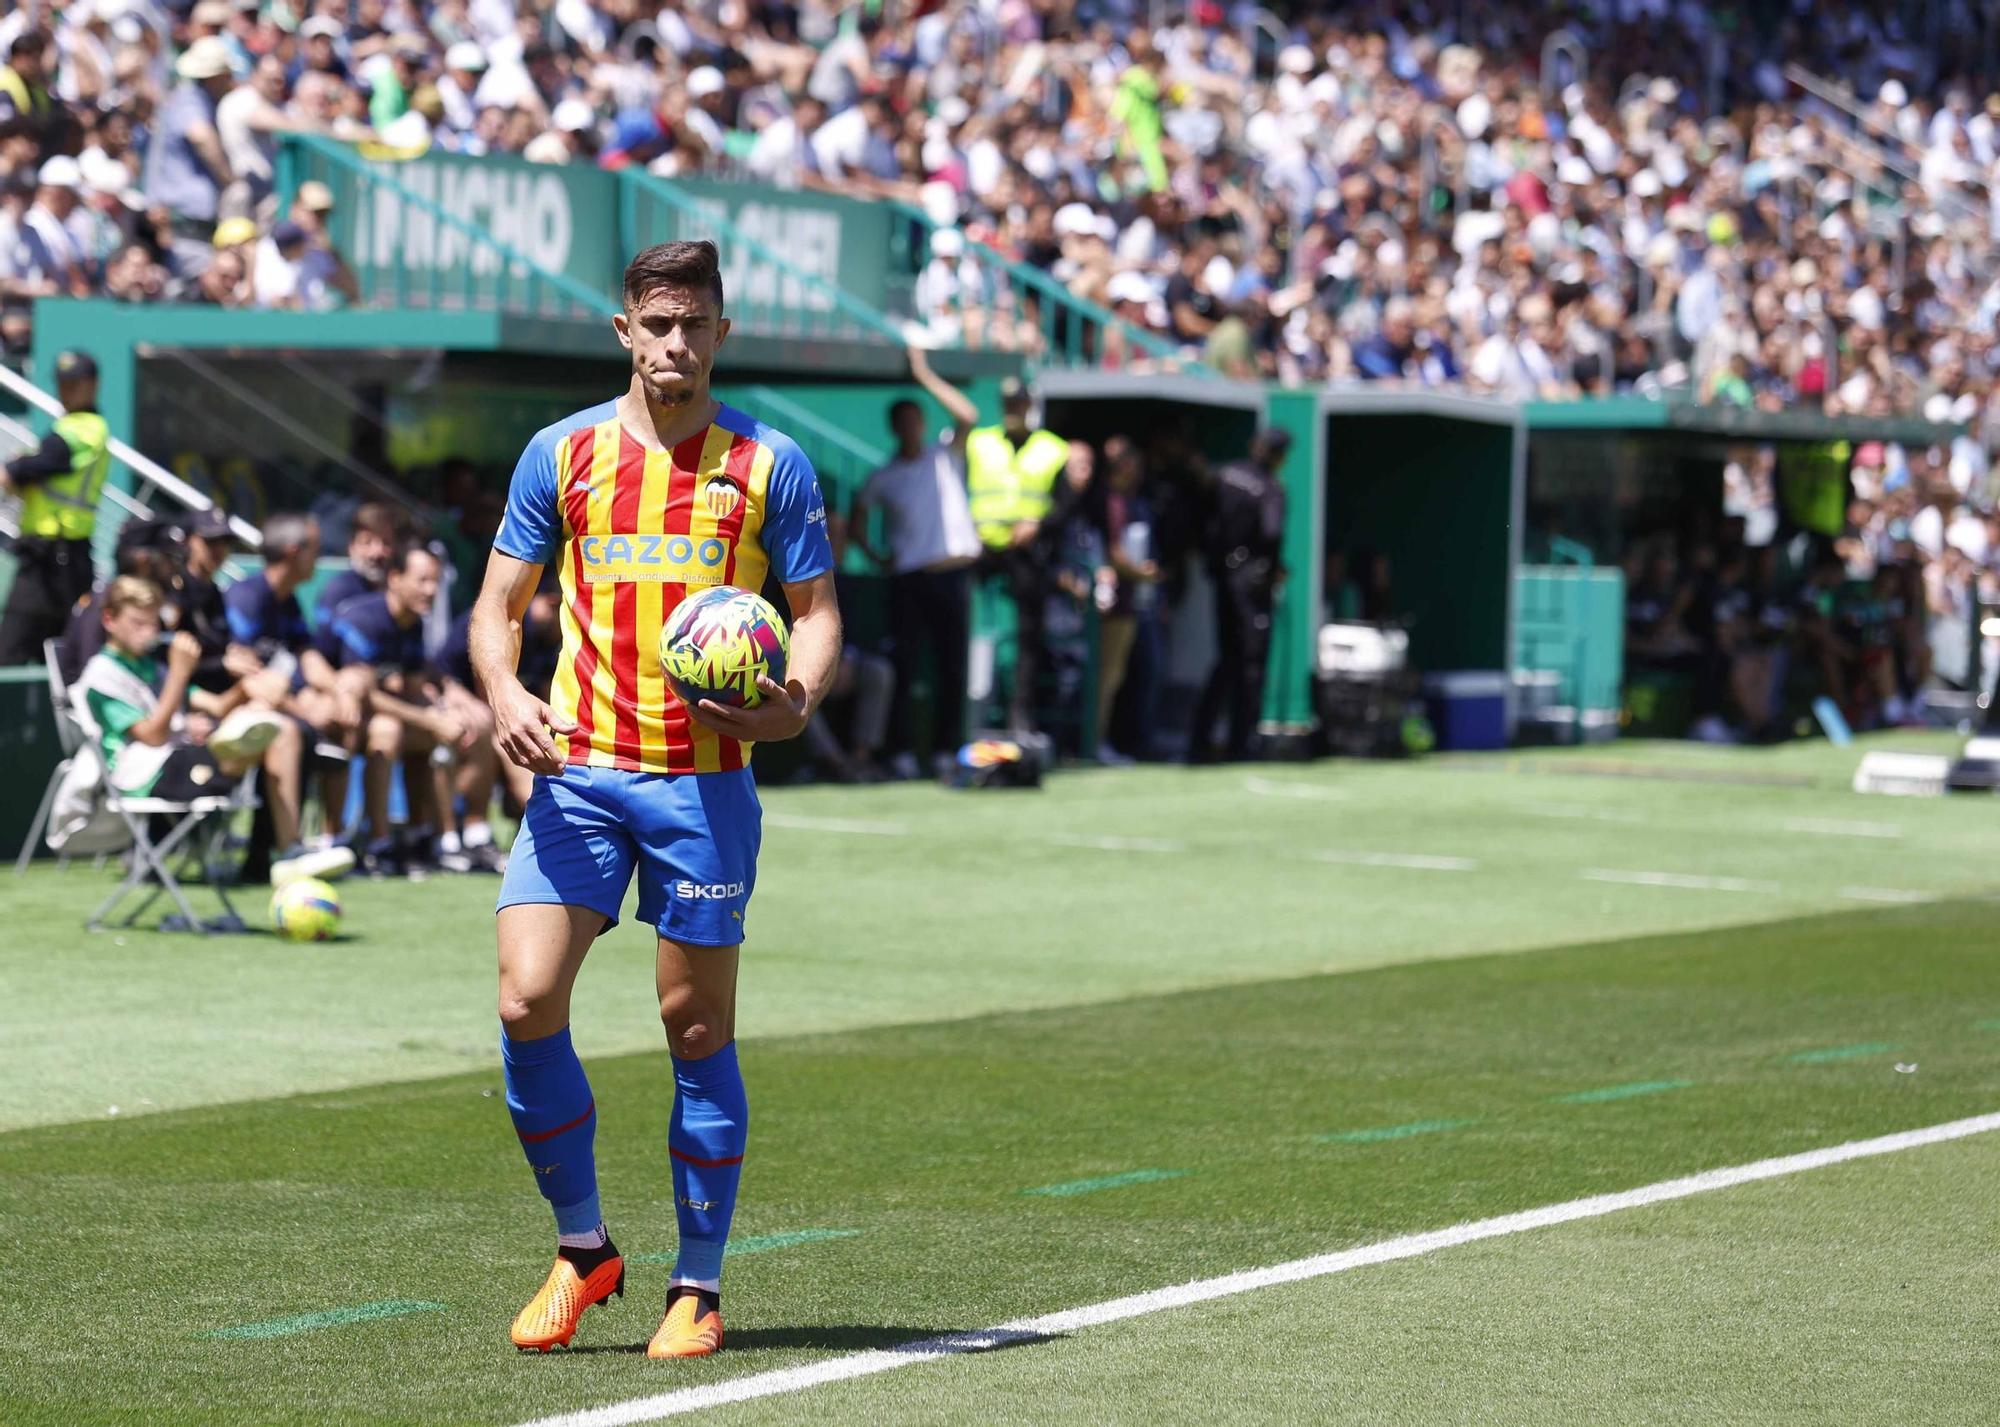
[1556,154,1592,186]
[298,15,342,39]
[522,132,570,164]
[445,41,487,72]
[686,66,725,98]
[1106,270,1153,305]
[37,155,83,189]
[176,35,234,80]
[1053,201,1096,236]
[930,228,964,257]
[1879,79,1908,108]
[1278,44,1314,75]
[79,150,137,202]
[1629,167,1663,198]
[936,95,970,128]
[551,98,595,132]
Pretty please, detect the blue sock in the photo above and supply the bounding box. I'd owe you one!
[500,1025,602,1238]
[668,1042,748,1289]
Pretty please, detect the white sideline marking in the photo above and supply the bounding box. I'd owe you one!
[514,1111,2000,1427]
[1838,886,1936,905]
[1311,850,1478,872]
[1581,868,1779,894]
[1244,775,1347,802]
[1047,833,1184,854]
[764,814,911,837]
[1783,818,1904,840]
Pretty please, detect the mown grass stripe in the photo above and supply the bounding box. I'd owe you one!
[1786,1042,1898,1064]
[203,1300,446,1341]
[630,1229,862,1266]
[513,1111,2000,1427]
[1317,1117,1480,1144]
[1553,1079,1694,1105]
[1023,1169,1188,1198]
[1975,1019,2000,1031]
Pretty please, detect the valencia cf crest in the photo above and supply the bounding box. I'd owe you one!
[703,474,741,518]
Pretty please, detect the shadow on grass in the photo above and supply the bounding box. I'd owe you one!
[560,1324,1065,1356]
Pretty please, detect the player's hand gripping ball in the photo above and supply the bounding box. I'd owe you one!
[659,584,791,710]
[270,878,343,942]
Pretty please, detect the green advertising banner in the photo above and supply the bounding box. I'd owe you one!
[296,146,622,308]
[280,139,910,335]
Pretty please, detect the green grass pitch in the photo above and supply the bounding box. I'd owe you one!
[4,733,1999,1424]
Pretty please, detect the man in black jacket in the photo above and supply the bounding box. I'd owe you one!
[1191,427,1290,763]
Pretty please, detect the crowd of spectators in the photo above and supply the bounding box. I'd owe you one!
[16,0,2000,745]
[5,0,2000,421]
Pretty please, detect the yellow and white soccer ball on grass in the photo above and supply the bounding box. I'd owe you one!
[270,878,343,942]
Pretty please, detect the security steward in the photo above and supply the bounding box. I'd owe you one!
[0,350,111,665]
[966,376,1073,732]
[1191,426,1290,762]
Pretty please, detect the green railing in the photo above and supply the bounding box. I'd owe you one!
[277,133,619,320]
[622,171,909,346]
[885,201,1198,373]
[734,383,889,496]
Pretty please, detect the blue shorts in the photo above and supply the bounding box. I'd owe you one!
[496,766,761,946]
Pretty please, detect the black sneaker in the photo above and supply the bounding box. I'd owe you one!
[463,842,508,874]
[360,839,404,879]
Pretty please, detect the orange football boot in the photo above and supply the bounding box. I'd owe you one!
[646,1289,724,1359]
[510,1251,626,1352]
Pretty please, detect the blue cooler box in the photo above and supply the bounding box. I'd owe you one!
[1424,671,1510,751]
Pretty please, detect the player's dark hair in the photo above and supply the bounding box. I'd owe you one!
[623,240,725,313]
[9,27,51,59]
[389,538,441,576]
[887,398,920,428]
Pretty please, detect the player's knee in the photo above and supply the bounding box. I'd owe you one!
[658,991,729,1059]
[266,718,302,761]
[499,984,562,1036]
[366,713,402,757]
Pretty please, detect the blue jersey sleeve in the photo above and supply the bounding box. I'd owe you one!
[495,428,561,566]
[761,436,834,585]
[223,578,264,644]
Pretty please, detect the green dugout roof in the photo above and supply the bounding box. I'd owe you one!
[1524,394,1960,446]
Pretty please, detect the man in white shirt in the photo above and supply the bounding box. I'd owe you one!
[18,156,91,296]
[215,54,290,216]
[743,95,827,189]
[854,342,983,774]
[251,219,312,308]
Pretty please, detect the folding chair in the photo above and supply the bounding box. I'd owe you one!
[65,682,260,935]
[14,639,86,877]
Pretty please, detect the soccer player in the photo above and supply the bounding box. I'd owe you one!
[468,240,840,1359]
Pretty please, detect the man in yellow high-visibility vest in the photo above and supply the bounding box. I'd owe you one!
[0,350,111,666]
[966,376,1077,732]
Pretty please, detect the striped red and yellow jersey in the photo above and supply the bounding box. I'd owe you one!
[494,399,833,775]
